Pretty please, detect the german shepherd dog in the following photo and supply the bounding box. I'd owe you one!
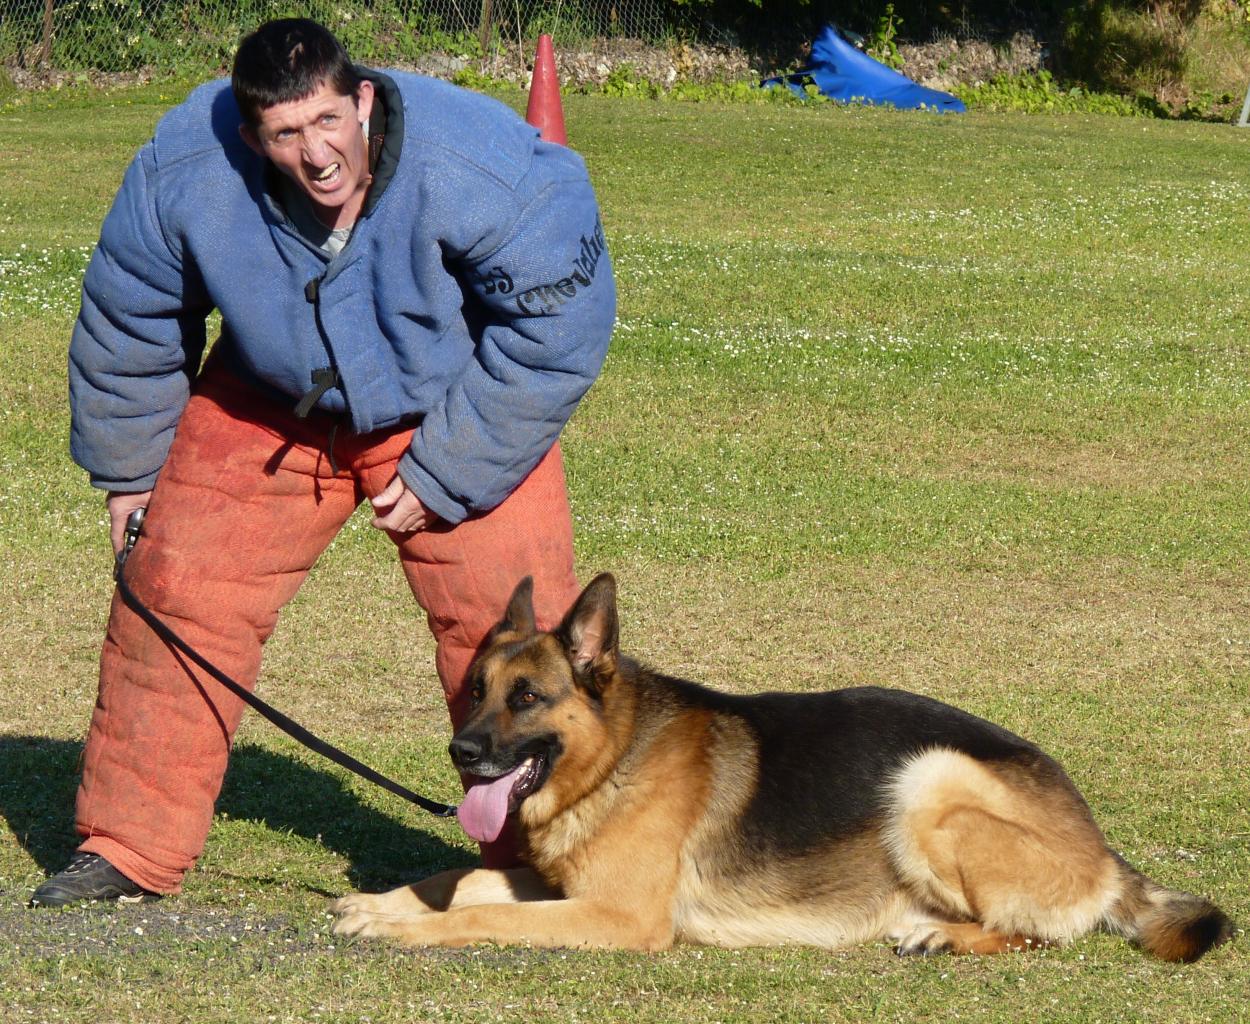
[332,575,1232,960]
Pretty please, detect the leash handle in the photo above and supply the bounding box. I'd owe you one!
[112,508,458,819]
[113,506,146,581]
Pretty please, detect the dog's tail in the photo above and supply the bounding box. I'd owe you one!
[1104,858,1233,962]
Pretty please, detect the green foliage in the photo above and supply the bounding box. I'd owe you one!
[1057,1,1250,115]
[599,62,665,98]
[867,2,905,70]
[668,78,822,102]
[953,69,1164,115]
[456,59,1215,119]
[461,61,1193,119]
[1204,0,1250,24]
[563,63,822,103]
[316,0,481,65]
[1060,1,1186,95]
[451,65,523,96]
[17,0,484,74]
[522,5,604,45]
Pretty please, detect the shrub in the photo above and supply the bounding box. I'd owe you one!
[953,69,1163,115]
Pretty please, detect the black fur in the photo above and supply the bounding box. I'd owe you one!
[652,674,1046,857]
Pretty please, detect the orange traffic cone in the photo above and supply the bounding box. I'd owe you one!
[525,34,568,145]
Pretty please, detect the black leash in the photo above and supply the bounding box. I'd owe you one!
[112,508,458,819]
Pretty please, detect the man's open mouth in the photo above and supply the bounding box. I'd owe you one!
[309,162,341,186]
[456,755,550,843]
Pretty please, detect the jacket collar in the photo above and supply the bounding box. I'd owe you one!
[357,68,404,219]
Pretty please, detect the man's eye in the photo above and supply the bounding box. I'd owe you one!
[321,114,339,126]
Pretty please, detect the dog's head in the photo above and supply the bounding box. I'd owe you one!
[451,573,622,842]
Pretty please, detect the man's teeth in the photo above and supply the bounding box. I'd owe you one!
[313,163,340,182]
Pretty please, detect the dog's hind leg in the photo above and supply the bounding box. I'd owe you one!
[893,919,1040,956]
[882,748,1121,953]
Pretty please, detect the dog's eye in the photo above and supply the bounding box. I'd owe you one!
[469,681,485,705]
[510,679,542,708]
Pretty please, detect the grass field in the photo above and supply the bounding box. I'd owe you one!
[0,82,1247,1022]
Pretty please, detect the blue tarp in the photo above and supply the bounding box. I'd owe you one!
[762,24,966,113]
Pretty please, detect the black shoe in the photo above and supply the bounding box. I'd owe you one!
[28,852,161,908]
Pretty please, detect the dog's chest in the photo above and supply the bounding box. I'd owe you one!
[538,781,618,855]
[528,719,706,892]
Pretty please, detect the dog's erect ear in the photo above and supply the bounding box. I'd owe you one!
[557,573,619,691]
[497,576,538,637]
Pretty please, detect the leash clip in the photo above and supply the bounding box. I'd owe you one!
[114,507,146,581]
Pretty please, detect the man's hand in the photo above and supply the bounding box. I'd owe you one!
[106,490,153,555]
[370,475,438,535]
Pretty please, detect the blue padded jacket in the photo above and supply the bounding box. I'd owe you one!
[68,71,615,524]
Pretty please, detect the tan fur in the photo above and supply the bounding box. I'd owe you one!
[882,748,1122,942]
[331,576,1232,960]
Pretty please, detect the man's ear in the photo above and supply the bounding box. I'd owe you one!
[355,79,375,127]
[239,123,263,158]
[557,574,619,689]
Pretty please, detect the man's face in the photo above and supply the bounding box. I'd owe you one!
[241,79,375,230]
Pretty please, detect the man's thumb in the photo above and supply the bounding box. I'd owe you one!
[370,476,401,509]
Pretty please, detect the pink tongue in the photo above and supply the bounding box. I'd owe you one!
[457,762,529,843]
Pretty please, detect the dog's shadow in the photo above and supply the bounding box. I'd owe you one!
[0,735,471,896]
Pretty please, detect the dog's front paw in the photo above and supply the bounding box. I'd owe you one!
[330,892,383,917]
[331,893,418,941]
[332,908,382,938]
[332,908,429,945]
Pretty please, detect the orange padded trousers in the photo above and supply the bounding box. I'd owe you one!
[75,357,580,893]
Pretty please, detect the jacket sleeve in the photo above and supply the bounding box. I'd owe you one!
[397,148,616,524]
[68,142,209,492]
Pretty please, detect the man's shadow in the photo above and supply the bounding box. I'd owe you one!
[0,735,471,895]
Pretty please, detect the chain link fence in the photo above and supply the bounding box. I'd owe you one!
[0,0,706,77]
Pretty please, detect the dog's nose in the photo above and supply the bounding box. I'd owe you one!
[449,734,488,769]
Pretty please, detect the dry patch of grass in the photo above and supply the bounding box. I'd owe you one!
[608,557,1247,698]
[865,415,1249,493]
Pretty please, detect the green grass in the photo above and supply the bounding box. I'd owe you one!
[1,82,1247,1022]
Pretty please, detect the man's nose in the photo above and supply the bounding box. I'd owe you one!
[301,130,331,164]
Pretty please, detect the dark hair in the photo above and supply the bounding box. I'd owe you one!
[231,18,361,127]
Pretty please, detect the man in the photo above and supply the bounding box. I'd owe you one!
[32,18,614,906]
